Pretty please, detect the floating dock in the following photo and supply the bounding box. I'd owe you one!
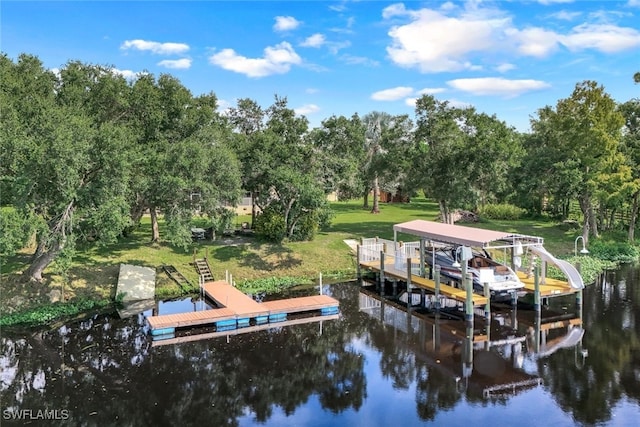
[146,280,339,338]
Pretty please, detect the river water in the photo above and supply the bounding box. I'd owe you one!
[1,265,639,426]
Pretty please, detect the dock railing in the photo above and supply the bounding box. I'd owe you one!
[359,238,422,276]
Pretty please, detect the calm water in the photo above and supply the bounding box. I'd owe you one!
[1,265,639,427]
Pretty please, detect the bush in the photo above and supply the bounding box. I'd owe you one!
[254,208,286,243]
[587,239,640,263]
[479,203,526,220]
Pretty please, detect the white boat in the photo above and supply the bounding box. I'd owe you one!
[425,246,525,301]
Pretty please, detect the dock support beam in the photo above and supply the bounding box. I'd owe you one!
[465,272,474,323]
[434,265,441,311]
[406,257,412,310]
[534,265,541,313]
[356,245,361,279]
[483,282,491,320]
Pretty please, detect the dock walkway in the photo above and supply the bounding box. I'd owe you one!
[146,280,339,337]
[360,260,488,306]
[517,272,578,297]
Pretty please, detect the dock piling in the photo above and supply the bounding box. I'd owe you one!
[465,273,474,323]
[434,265,441,311]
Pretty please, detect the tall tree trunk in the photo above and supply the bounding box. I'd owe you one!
[439,199,451,224]
[371,175,380,214]
[629,190,639,242]
[150,206,160,242]
[25,241,61,282]
[578,194,598,244]
[363,190,369,209]
[251,190,257,227]
[26,201,74,282]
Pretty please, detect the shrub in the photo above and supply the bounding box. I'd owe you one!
[479,203,526,220]
[254,208,286,243]
[587,239,640,263]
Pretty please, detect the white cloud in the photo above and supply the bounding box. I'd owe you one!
[157,58,192,69]
[629,0,640,7]
[537,0,574,5]
[111,68,139,79]
[295,104,320,115]
[306,88,319,94]
[121,39,189,55]
[561,23,640,53]
[274,16,301,32]
[301,33,326,48]
[340,54,379,67]
[209,42,301,78]
[447,77,550,97]
[405,98,418,107]
[550,10,582,21]
[507,27,560,57]
[371,86,414,101]
[384,6,510,72]
[495,63,516,73]
[417,87,446,95]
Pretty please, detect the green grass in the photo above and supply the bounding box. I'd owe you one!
[0,195,631,323]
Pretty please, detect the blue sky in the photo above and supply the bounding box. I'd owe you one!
[2,0,639,132]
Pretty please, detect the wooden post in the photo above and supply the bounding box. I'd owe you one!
[534,265,541,313]
[379,251,385,296]
[465,272,474,323]
[484,282,491,320]
[356,245,361,279]
[419,239,426,278]
[434,265,441,311]
[319,272,323,295]
[406,257,412,310]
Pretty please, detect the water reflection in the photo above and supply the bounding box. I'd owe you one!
[0,266,639,426]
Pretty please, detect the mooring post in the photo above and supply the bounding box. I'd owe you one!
[465,272,474,324]
[319,272,323,295]
[419,239,426,278]
[406,257,412,310]
[483,282,491,320]
[379,251,385,295]
[534,265,541,313]
[434,265,441,311]
[356,245,361,279]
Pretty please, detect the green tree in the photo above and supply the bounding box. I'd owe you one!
[530,81,625,243]
[308,114,366,199]
[361,111,412,213]
[0,55,133,281]
[618,99,640,241]
[411,95,471,223]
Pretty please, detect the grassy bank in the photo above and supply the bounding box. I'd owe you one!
[0,196,626,325]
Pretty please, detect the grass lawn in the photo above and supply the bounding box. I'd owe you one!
[0,196,587,317]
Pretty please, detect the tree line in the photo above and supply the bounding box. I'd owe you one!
[1,53,639,282]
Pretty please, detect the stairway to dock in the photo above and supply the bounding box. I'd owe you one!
[194,258,214,282]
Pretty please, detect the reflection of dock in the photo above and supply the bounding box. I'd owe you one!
[359,289,543,399]
[151,314,339,347]
[146,280,339,338]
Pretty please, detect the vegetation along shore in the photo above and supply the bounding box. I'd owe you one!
[1,55,639,326]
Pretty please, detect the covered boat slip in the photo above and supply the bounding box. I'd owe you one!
[357,220,584,322]
[390,219,582,292]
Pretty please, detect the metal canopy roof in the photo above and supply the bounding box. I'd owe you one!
[393,219,537,248]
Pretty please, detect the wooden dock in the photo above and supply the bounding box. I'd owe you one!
[517,272,579,297]
[146,280,339,337]
[360,260,488,306]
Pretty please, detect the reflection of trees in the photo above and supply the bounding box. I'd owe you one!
[0,283,367,426]
[539,265,640,425]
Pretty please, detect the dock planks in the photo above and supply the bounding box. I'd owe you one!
[517,272,578,297]
[146,280,339,335]
[360,260,488,306]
